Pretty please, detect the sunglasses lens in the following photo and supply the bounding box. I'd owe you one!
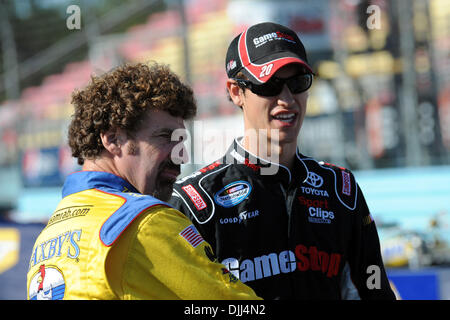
[237,73,313,97]
[287,74,313,94]
[251,81,283,97]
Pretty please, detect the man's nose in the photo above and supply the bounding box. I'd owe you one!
[277,85,295,106]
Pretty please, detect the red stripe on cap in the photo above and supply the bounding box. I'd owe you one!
[238,29,262,82]
[238,29,312,83]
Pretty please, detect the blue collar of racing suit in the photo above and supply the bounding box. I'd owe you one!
[62,171,139,198]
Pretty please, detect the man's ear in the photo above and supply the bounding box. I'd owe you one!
[226,79,244,108]
[100,128,127,157]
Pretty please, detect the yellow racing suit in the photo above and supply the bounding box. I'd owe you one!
[26,171,260,300]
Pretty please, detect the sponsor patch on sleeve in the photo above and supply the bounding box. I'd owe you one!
[179,224,204,248]
[363,214,374,226]
[341,171,351,196]
[182,184,207,210]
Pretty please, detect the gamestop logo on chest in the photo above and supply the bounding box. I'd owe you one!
[221,244,341,283]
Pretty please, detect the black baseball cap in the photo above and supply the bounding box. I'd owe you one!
[225,22,313,84]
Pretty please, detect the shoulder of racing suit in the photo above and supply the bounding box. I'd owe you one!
[171,157,360,225]
[96,187,171,247]
[298,154,359,212]
[61,171,174,247]
[171,161,230,225]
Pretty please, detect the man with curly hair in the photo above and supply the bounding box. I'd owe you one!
[26,62,260,300]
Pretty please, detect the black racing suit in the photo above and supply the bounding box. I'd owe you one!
[169,138,396,300]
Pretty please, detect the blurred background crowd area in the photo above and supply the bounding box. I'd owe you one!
[0,0,449,299]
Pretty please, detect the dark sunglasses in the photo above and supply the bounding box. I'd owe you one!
[233,73,313,97]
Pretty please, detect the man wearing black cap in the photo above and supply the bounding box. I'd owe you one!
[169,22,396,300]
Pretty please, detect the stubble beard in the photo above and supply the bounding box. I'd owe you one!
[127,140,176,201]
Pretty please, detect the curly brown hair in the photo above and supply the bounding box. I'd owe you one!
[68,62,197,165]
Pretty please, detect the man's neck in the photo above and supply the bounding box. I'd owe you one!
[242,135,297,170]
[82,156,120,177]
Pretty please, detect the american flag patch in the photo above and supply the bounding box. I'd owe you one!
[179,225,204,248]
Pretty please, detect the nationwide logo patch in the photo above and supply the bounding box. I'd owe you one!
[179,225,204,248]
[214,181,252,208]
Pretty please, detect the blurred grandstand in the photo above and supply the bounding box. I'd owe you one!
[0,0,449,299]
